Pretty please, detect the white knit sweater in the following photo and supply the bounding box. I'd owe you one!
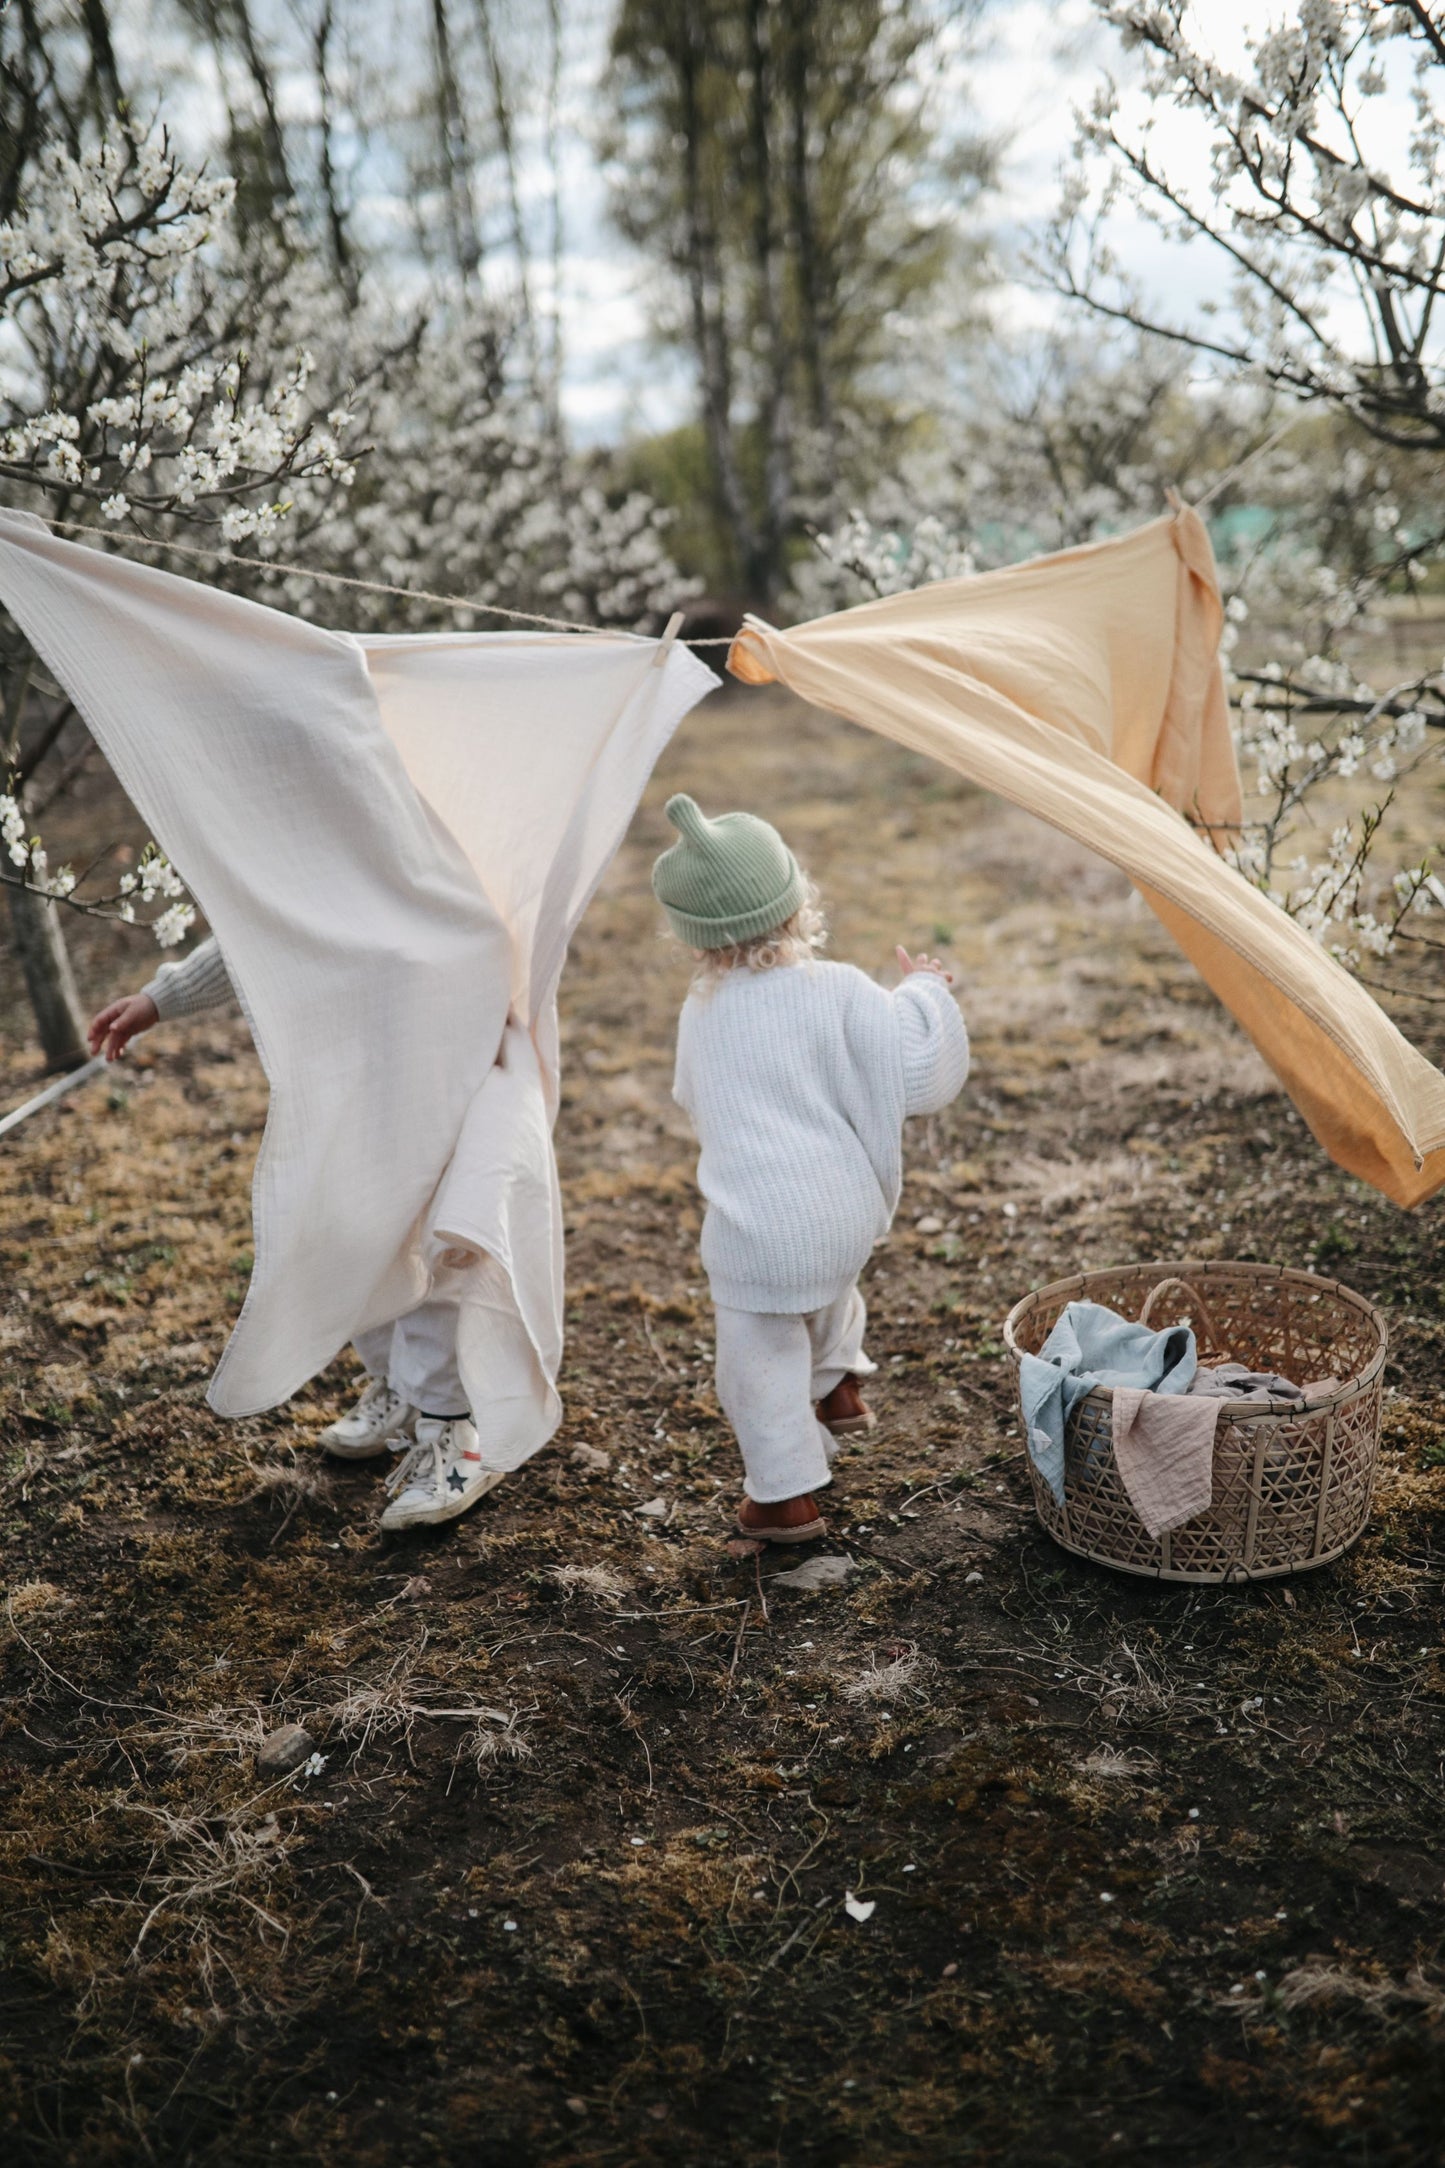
[673,959,969,1314]
[143,935,233,1020]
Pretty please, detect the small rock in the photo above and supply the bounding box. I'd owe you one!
[771,1554,853,1592]
[257,1723,317,1779]
[570,1444,611,1474]
[566,2098,588,2117]
[635,1496,668,1519]
[915,1215,944,1235]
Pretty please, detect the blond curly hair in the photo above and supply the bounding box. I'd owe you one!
[685,876,828,988]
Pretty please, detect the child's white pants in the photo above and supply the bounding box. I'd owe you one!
[714,1286,876,1503]
[354,1276,468,1418]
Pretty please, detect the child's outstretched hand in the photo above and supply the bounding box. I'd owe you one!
[88,992,159,1062]
[896,946,955,985]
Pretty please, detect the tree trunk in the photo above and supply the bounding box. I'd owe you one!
[228,0,293,203]
[675,6,760,593]
[782,2,840,509]
[476,0,545,402]
[430,0,483,282]
[745,0,792,600]
[8,882,87,1070]
[313,0,360,309]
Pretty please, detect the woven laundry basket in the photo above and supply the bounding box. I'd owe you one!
[1003,1259,1387,1584]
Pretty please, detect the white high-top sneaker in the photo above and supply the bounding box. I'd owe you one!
[320,1379,418,1461]
[379,1417,506,1530]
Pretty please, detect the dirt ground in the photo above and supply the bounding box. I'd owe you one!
[3,681,1445,2167]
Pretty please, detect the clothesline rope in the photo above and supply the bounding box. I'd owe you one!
[26,435,1299,644]
[1189,410,1306,511]
[36,514,740,645]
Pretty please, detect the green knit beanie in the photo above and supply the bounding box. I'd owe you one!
[652,793,806,949]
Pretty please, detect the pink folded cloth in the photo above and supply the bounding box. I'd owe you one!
[1110,1388,1222,1538]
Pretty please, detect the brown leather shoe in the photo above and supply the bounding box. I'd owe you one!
[816,1374,877,1435]
[736,1493,826,1544]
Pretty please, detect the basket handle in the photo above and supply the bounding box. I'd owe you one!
[1139,1274,1220,1348]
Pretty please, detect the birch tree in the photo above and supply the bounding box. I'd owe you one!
[603,0,993,601]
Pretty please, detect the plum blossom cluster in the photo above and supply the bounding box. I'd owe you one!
[0,126,358,534]
[809,511,976,600]
[1057,5,1445,452]
[1225,564,1443,963]
[790,325,1287,618]
[0,791,74,900]
[1232,814,1443,969]
[0,793,194,945]
[250,308,690,635]
[0,132,233,303]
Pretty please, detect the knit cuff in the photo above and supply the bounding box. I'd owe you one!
[143,937,234,1021]
[896,973,970,1116]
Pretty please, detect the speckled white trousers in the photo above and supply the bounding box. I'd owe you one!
[714,1285,875,1504]
[354,1298,468,1418]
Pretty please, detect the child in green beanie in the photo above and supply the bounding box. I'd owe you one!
[653,794,970,1543]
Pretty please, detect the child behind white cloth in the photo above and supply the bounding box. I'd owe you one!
[654,794,969,1544]
[86,945,502,1532]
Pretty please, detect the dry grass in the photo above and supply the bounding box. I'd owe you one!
[4,691,1445,2164]
[320,1639,527,1767]
[839,1645,930,1703]
[550,1561,630,1603]
[1275,1963,1445,2016]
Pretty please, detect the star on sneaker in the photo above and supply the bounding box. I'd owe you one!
[379,1417,506,1530]
[320,1378,418,1460]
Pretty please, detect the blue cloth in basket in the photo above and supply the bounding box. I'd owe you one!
[1018,1300,1198,1505]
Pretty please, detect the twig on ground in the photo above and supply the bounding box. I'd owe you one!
[842,1534,937,1579]
[640,1313,673,1375]
[614,1692,654,1797]
[726,1601,751,1695]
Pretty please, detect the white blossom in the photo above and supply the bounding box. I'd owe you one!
[1,125,358,527]
[151,901,196,948]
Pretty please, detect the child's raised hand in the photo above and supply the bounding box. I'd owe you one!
[895,945,955,985]
[87,992,159,1062]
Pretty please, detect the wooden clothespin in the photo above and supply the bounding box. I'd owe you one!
[651,610,686,667]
